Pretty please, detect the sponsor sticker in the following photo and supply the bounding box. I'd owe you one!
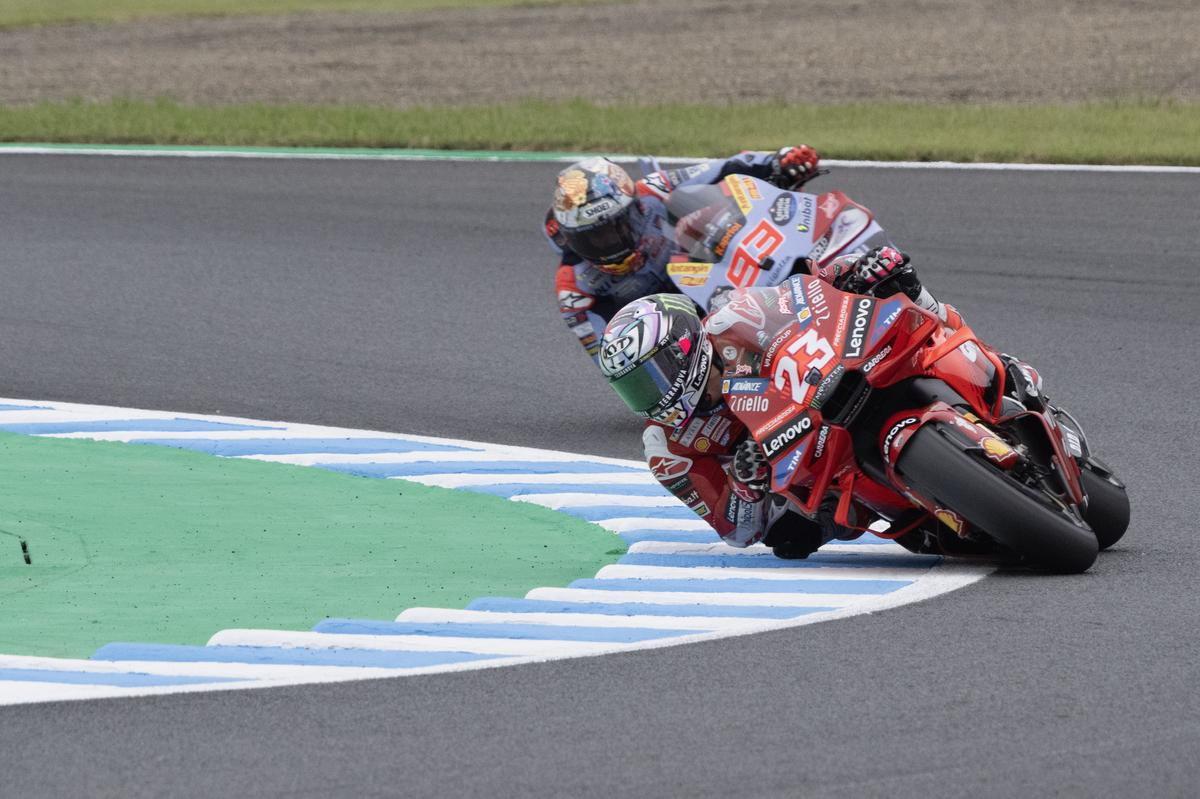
[981,436,1017,465]
[882,416,919,460]
[740,176,762,200]
[723,377,770,394]
[842,296,876,359]
[797,194,816,231]
[773,443,806,486]
[678,415,705,447]
[649,453,692,481]
[726,175,754,214]
[761,412,813,459]
[832,295,852,349]
[667,261,715,287]
[861,344,892,374]
[642,173,670,195]
[812,424,830,460]
[769,194,796,225]
[819,194,841,218]
[934,508,965,534]
[806,278,831,322]
[728,395,771,414]
[809,363,845,411]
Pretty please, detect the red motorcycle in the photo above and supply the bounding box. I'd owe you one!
[724,273,1129,573]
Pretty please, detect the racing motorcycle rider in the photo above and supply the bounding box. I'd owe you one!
[597,247,1046,558]
[547,147,821,363]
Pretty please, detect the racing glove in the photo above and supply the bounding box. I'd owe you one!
[729,436,769,502]
[769,145,820,190]
[838,246,923,300]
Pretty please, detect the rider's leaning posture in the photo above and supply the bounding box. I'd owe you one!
[546,148,820,363]
[596,247,1045,558]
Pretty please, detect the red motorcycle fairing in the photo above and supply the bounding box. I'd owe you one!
[720,273,1090,547]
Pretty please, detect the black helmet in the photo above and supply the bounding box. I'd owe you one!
[553,158,641,275]
[599,294,713,427]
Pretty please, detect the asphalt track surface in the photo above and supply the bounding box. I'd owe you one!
[0,155,1197,797]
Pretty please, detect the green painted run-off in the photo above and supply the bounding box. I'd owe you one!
[0,433,623,659]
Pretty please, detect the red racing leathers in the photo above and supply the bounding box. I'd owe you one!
[642,273,964,548]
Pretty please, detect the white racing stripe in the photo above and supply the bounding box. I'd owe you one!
[0,397,990,706]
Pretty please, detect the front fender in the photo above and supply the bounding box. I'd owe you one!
[880,402,1020,476]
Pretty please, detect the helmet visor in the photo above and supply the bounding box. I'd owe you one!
[565,208,637,264]
[609,344,686,416]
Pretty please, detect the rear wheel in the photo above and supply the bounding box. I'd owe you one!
[1079,464,1130,550]
[897,424,1098,573]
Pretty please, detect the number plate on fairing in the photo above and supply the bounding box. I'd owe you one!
[722,275,907,488]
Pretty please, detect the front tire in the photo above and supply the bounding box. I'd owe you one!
[1079,464,1130,550]
[896,424,1098,573]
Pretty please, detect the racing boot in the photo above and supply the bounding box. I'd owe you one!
[762,495,861,560]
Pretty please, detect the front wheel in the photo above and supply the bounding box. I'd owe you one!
[896,424,1098,573]
[1079,463,1130,550]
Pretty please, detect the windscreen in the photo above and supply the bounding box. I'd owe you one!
[663,183,746,263]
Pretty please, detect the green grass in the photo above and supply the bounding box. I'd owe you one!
[0,432,622,658]
[0,0,597,28]
[2,98,1198,165]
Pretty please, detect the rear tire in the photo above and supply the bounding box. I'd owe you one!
[1079,465,1130,550]
[897,425,1098,573]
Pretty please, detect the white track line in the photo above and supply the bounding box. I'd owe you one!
[594,564,930,582]
[394,608,750,631]
[208,629,612,658]
[1,144,1197,173]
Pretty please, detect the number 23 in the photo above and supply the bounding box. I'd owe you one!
[773,328,834,404]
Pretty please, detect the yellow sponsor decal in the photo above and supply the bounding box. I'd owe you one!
[740,176,762,200]
[667,261,715,287]
[934,508,965,534]
[724,175,753,214]
[981,437,1014,461]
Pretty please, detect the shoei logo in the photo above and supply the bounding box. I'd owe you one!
[580,198,619,219]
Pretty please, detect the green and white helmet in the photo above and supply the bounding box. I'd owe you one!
[598,294,712,428]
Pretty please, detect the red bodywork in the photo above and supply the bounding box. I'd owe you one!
[723,275,1085,538]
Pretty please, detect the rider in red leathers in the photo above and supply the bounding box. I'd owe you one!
[546,148,821,362]
[596,247,1045,558]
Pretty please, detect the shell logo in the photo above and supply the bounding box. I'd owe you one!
[934,508,965,535]
[981,436,1015,464]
